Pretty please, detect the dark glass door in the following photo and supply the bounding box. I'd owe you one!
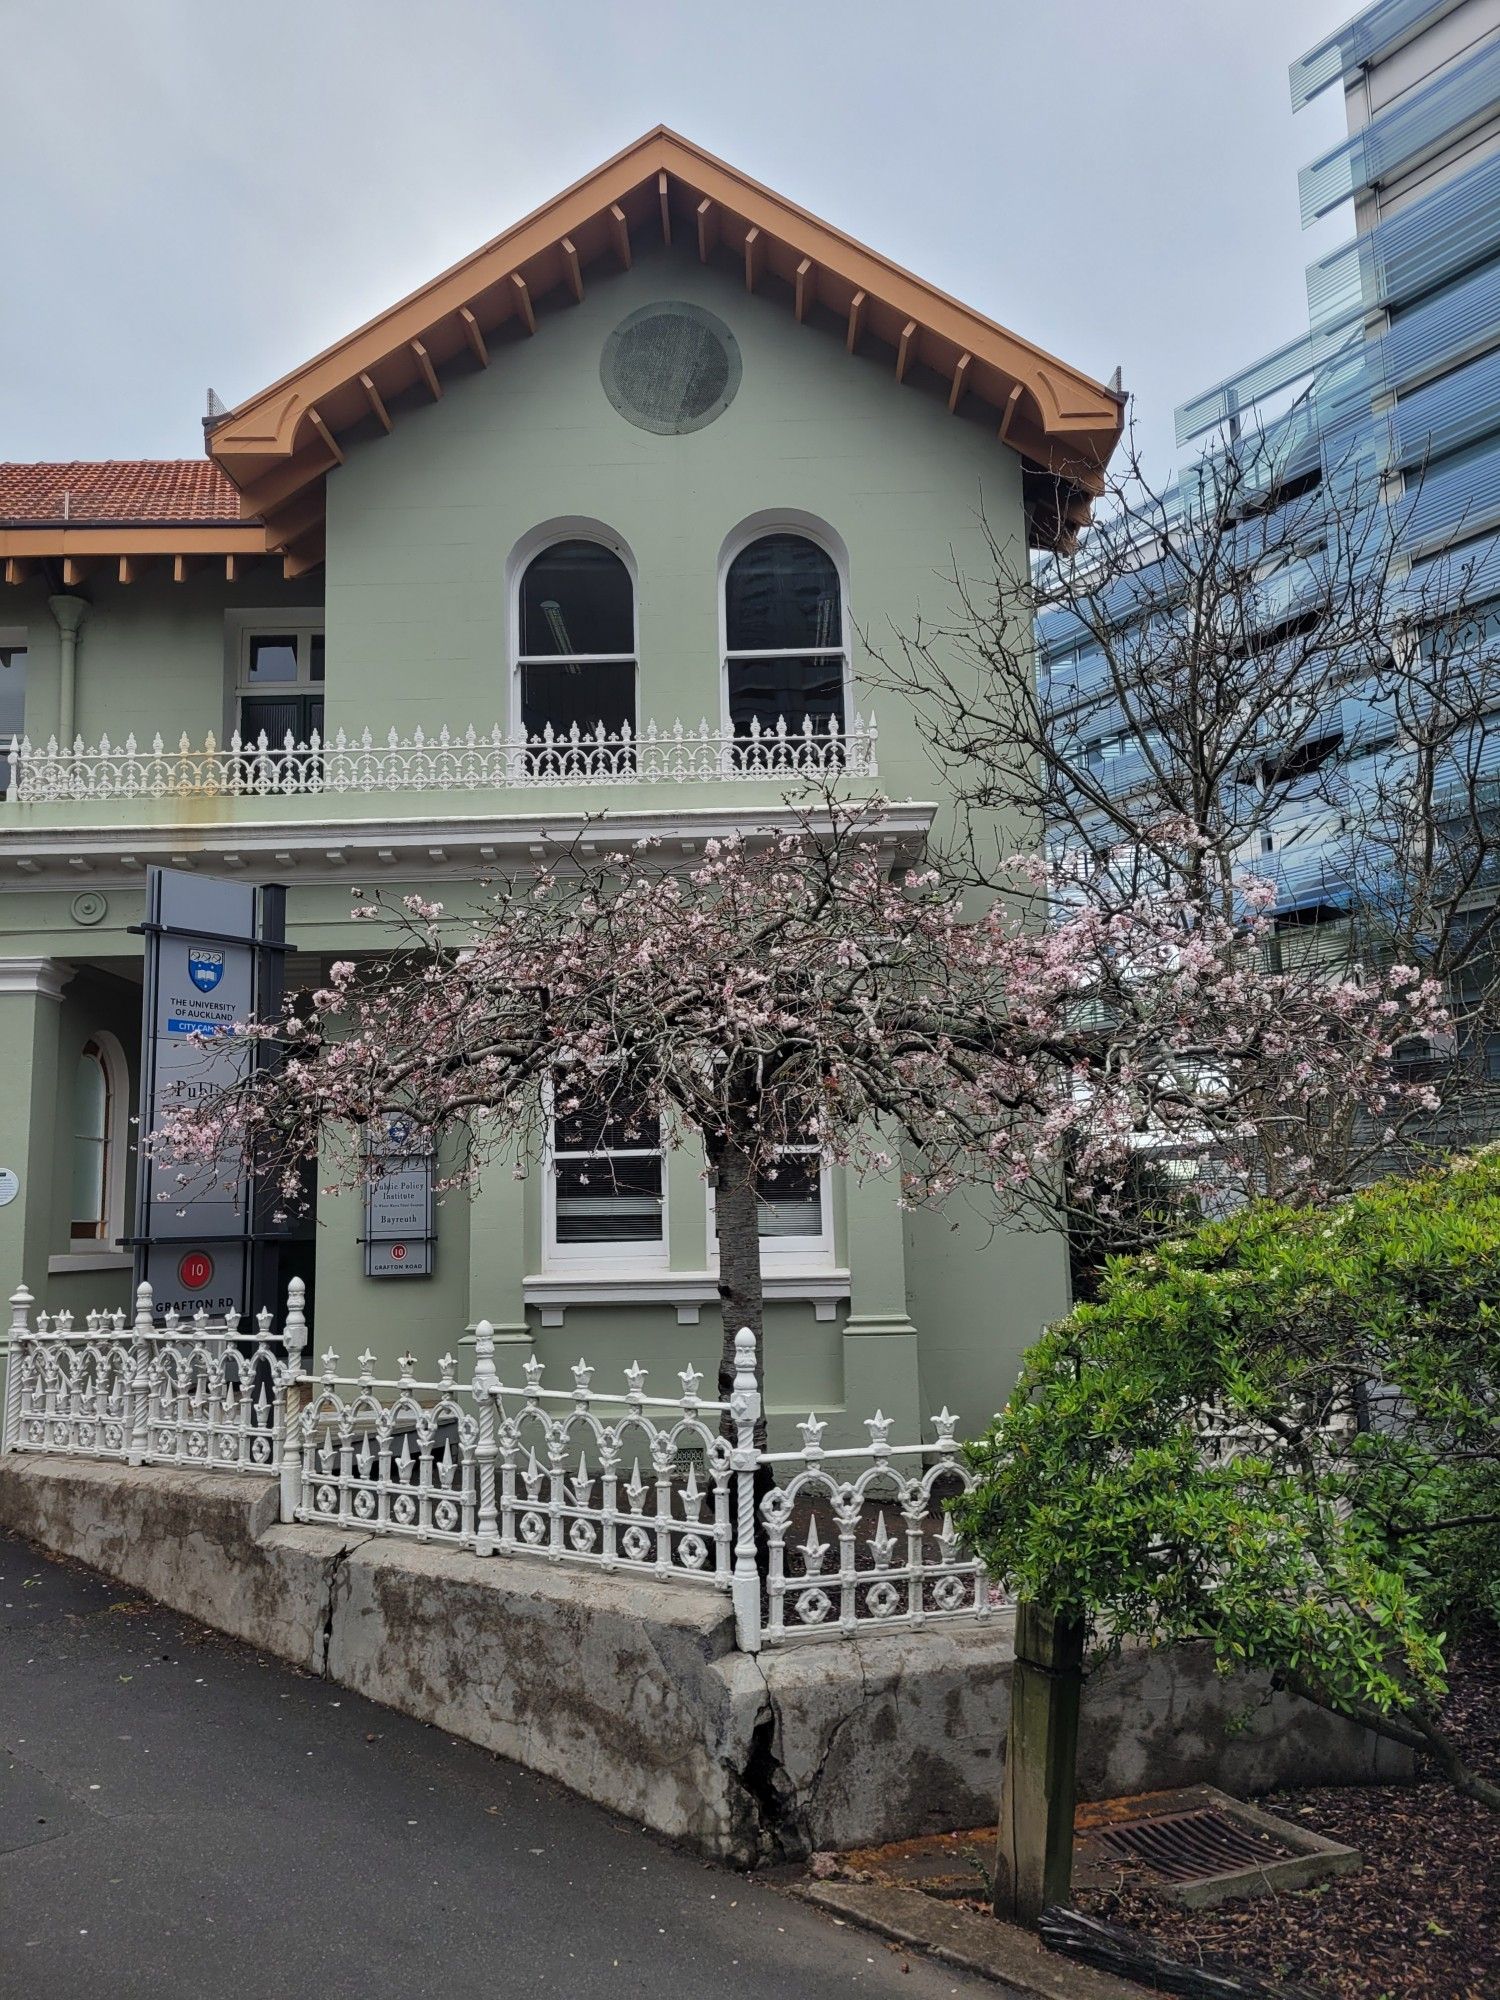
[239,693,324,747]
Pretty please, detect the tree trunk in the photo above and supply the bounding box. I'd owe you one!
[994,1603,1086,1927]
[710,1133,766,1438]
[709,1132,772,1571]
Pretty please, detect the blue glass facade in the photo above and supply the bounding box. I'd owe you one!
[1039,0,1500,918]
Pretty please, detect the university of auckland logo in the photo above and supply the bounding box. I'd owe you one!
[188,948,224,994]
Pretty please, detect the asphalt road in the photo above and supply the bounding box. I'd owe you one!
[0,1531,989,2000]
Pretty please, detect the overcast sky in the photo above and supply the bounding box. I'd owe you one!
[2,0,1358,483]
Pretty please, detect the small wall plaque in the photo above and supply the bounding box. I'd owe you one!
[363,1118,435,1278]
[0,1168,19,1207]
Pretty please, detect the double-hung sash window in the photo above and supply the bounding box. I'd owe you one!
[548,1092,665,1262]
[517,540,636,745]
[753,1148,827,1243]
[237,625,325,747]
[724,533,848,740]
[711,1146,833,1262]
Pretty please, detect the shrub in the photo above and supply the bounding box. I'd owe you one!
[958,1151,1500,1808]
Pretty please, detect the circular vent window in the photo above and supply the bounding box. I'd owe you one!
[601,302,742,435]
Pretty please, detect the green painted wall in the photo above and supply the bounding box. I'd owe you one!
[0,234,1068,1437]
[0,961,140,1322]
[321,239,1021,814]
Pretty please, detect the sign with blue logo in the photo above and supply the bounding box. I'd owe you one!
[137,868,285,1321]
[188,948,224,993]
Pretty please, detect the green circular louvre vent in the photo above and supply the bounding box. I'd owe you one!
[601,302,742,435]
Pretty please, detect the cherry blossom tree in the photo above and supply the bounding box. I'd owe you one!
[156,802,1446,1420]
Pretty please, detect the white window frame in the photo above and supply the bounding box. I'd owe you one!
[68,1029,129,1250]
[507,521,639,742]
[224,612,326,743]
[542,1086,669,1272]
[707,1145,836,1270]
[0,626,28,794]
[717,513,853,739]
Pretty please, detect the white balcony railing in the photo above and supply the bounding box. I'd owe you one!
[4,716,878,804]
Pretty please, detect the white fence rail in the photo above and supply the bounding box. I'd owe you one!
[761,1411,991,1641]
[5,714,878,803]
[2,1282,295,1475]
[2,1279,986,1654]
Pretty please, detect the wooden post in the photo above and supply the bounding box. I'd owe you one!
[994,1602,1086,1927]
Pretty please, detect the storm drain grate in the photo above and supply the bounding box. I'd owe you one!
[1095,1807,1294,1884]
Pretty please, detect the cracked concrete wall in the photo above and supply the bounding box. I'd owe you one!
[0,1456,1413,1866]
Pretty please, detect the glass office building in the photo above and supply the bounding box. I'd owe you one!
[1039,0,1500,923]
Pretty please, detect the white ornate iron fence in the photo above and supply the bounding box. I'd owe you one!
[1,1280,297,1475]
[758,1407,992,1643]
[297,1349,478,1546]
[3,1279,991,1654]
[290,1321,763,1649]
[5,714,877,803]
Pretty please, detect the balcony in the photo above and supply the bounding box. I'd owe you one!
[0,711,925,890]
[5,715,879,806]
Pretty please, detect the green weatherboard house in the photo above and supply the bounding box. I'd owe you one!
[0,129,1123,1445]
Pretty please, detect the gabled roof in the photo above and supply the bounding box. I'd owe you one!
[207,127,1124,562]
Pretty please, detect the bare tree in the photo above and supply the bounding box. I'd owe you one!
[879,415,1500,1215]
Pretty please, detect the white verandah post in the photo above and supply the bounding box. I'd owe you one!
[730,1326,762,1654]
[2,1284,32,1451]
[279,1277,309,1520]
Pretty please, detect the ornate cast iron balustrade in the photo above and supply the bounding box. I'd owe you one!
[294,1336,752,1591]
[5,715,878,803]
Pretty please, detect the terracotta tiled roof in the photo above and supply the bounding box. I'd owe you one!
[0,460,246,526]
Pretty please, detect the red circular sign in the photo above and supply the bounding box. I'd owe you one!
[178,1250,214,1292]
[388,1243,407,1262]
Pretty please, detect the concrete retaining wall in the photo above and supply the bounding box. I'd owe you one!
[0,1455,1411,1864]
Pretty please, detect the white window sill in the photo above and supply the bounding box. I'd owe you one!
[47,1250,134,1275]
[523,1268,850,1327]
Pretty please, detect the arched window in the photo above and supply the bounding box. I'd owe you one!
[516,538,636,742]
[723,532,847,738]
[71,1037,125,1244]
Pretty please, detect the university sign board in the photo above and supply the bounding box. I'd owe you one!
[134,867,286,1321]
